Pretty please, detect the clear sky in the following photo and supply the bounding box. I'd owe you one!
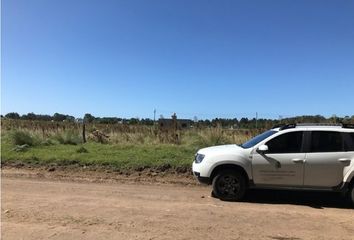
[2,0,354,120]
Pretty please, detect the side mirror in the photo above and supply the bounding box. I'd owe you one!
[257,145,269,154]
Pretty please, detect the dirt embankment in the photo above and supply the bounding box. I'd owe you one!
[1,163,195,186]
[2,168,354,240]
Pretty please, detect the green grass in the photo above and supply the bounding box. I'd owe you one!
[1,135,197,169]
[1,121,252,170]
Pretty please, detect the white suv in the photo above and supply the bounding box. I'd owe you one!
[192,123,354,205]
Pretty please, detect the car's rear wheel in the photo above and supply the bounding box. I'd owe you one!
[349,183,354,206]
[212,170,246,201]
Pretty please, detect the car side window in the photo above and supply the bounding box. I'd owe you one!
[265,131,303,154]
[344,133,354,151]
[310,131,343,152]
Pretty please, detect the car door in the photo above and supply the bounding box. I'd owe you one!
[252,131,305,187]
[304,131,351,187]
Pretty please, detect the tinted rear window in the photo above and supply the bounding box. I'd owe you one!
[344,133,354,151]
[310,131,344,152]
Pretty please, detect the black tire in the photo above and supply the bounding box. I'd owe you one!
[212,169,247,201]
[348,183,354,207]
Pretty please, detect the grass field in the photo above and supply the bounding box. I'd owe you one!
[2,140,195,169]
[1,119,254,170]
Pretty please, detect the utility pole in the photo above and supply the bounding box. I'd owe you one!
[256,112,258,129]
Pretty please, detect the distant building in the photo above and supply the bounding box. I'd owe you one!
[158,118,193,130]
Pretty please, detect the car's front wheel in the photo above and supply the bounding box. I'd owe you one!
[212,170,246,201]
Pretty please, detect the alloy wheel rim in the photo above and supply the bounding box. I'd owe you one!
[218,175,240,196]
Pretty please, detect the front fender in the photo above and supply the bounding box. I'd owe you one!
[207,159,252,180]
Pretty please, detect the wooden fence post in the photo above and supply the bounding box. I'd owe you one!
[82,123,86,143]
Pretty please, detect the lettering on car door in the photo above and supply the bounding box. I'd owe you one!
[252,131,305,186]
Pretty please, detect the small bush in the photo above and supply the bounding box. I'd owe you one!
[10,130,38,146]
[54,131,82,145]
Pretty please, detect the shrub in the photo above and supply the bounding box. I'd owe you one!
[54,131,82,145]
[10,130,38,146]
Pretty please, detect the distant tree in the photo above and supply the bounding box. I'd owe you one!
[22,112,37,120]
[98,117,122,124]
[83,113,95,123]
[38,114,52,121]
[129,118,139,125]
[239,118,249,128]
[211,118,220,127]
[140,118,154,125]
[5,112,20,119]
[65,115,75,122]
[53,113,68,122]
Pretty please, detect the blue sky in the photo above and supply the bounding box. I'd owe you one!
[2,0,354,119]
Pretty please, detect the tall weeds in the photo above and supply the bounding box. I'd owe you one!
[2,119,255,147]
[53,131,82,145]
[10,130,39,146]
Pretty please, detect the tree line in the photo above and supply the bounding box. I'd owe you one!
[2,112,354,129]
[2,112,155,125]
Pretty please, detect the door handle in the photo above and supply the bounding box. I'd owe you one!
[338,158,351,163]
[292,158,305,163]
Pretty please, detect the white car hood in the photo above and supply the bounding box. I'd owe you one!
[198,144,245,156]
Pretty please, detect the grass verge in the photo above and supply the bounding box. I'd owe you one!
[1,136,196,170]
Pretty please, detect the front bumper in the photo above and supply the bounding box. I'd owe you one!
[193,171,211,185]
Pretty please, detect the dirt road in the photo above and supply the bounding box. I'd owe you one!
[2,170,354,240]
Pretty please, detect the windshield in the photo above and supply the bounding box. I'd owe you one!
[240,130,277,149]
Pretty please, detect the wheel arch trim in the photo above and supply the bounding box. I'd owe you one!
[209,162,251,183]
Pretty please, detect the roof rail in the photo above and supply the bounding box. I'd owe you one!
[296,123,342,127]
[271,124,285,129]
[279,123,296,130]
[272,123,354,130]
[272,123,296,130]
